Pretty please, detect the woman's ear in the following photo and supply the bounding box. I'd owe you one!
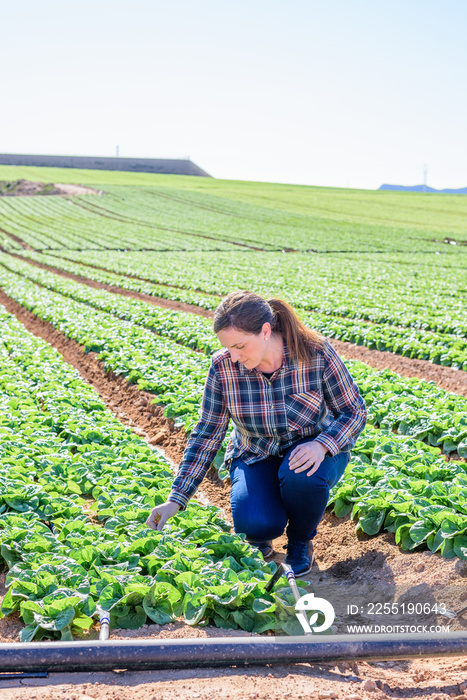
[262,322,271,340]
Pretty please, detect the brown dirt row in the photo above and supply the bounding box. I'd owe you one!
[6,251,467,398]
[331,337,467,397]
[5,252,214,318]
[0,288,217,493]
[2,289,467,698]
[0,227,34,250]
[46,250,224,298]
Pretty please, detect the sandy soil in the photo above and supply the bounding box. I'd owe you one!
[0,659,467,700]
[1,288,467,698]
[0,180,99,197]
[55,183,100,196]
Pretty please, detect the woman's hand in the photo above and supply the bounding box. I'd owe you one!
[289,440,328,477]
[146,500,181,531]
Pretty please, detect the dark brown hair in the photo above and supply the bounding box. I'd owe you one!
[213,290,325,363]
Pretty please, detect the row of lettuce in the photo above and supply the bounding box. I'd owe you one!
[1,182,441,255]
[0,190,238,252]
[0,307,303,641]
[55,248,466,335]
[17,249,467,371]
[43,246,467,339]
[0,256,466,460]
[1,281,467,642]
[329,429,467,559]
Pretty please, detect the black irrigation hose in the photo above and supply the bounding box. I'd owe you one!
[0,633,466,673]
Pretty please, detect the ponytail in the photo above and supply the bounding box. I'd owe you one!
[268,297,325,363]
[214,290,325,363]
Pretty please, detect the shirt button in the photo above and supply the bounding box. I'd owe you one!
[270,404,274,409]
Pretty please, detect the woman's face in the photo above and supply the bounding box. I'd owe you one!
[217,324,270,369]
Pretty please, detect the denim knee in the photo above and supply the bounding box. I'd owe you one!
[229,455,288,541]
[232,508,287,542]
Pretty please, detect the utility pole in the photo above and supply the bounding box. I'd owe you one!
[116,145,120,158]
[423,163,428,192]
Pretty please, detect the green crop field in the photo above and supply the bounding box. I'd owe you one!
[0,164,466,641]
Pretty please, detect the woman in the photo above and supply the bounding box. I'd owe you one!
[146,291,367,576]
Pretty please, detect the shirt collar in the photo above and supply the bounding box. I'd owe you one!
[235,338,291,376]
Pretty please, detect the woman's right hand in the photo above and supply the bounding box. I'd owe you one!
[146,500,181,531]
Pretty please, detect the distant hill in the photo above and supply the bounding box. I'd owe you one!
[379,184,467,194]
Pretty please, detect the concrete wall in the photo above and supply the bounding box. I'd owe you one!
[0,154,212,177]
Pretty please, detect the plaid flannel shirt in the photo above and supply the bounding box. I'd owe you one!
[169,338,367,510]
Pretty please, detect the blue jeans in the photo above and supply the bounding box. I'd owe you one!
[229,437,350,543]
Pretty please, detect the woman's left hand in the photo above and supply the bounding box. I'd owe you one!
[289,440,328,476]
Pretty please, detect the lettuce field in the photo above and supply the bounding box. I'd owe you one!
[0,164,466,643]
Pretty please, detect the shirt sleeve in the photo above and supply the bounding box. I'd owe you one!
[168,360,230,510]
[314,341,367,456]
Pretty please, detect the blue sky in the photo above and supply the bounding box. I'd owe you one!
[2,0,466,189]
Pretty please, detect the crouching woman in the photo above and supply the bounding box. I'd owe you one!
[146,291,367,576]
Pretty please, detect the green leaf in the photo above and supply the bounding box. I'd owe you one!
[358,508,386,536]
[20,623,40,642]
[409,520,435,546]
[117,605,147,629]
[453,535,467,560]
[183,591,208,625]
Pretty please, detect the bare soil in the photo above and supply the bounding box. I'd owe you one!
[0,659,467,700]
[0,228,34,250]
[1,290,467,698]
[55,183,100,196]
[331,338,467,397]
[0,180,99,197]
[8,252,214,318]
[48,250,223,297]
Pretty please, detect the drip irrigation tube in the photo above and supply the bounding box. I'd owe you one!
[99,615,110,641]
[0,633,466,673]
[265,562,314,635]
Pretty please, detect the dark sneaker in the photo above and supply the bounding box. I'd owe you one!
[248,540,274,559]
[284,539,315,577]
